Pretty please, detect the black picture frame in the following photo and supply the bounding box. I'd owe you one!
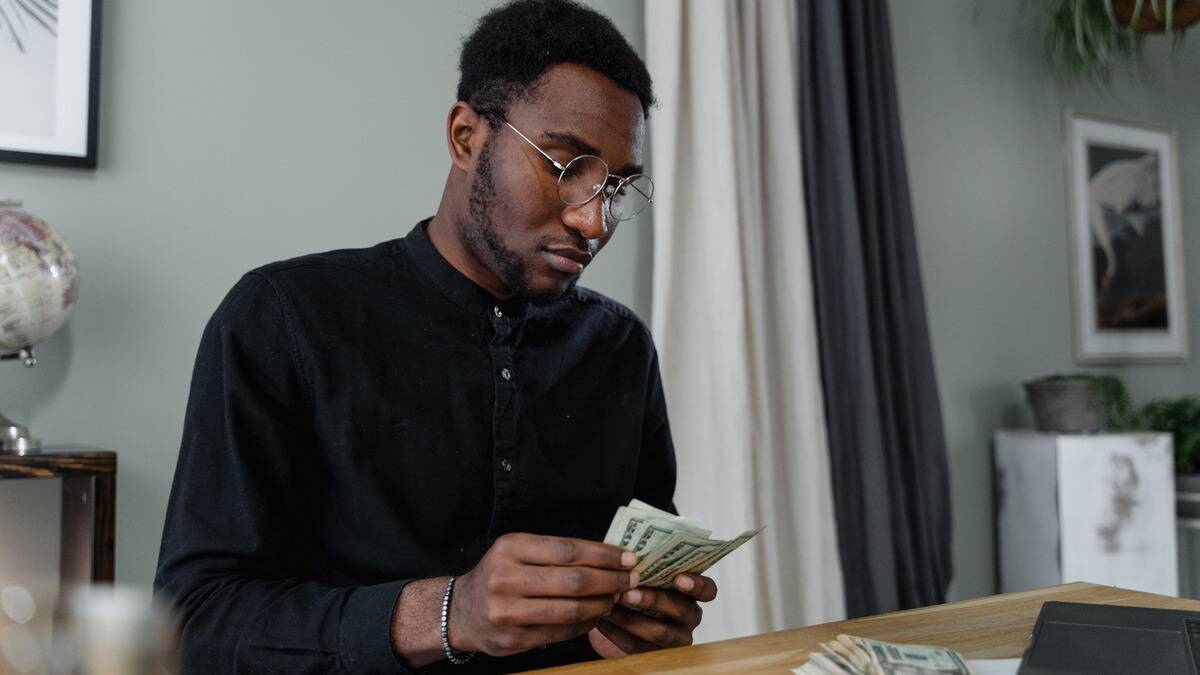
[0,0,102,169]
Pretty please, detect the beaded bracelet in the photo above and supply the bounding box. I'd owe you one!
[441,576,476,665]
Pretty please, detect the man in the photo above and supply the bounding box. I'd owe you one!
[155,1,717,672]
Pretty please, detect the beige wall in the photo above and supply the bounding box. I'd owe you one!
[889,1,1199,600]
[0,1,648,589]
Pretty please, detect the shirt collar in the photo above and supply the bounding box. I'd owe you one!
[403,218,529,320]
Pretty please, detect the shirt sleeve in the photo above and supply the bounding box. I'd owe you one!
[154,273,413,674]
[633,338,679,514]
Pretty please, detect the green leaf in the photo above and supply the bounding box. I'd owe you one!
[1182,430,1200,462]
[1075,0,1088,58]
[1129,0,1146,29]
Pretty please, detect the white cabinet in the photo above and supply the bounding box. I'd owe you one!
[994,431,1177,596]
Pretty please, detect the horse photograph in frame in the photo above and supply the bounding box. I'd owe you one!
[1065,111,1188,363]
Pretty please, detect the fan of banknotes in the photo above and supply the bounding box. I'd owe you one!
[792,634,974,675]
[602,499,762,588]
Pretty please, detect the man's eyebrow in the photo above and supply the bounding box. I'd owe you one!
[540,130,601,158]
[613,162,644,177]
[539,130,643,177]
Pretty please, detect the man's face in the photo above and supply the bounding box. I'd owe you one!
[461,63,646,303]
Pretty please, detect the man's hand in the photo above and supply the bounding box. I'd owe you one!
[588,572,718,658]
[450,533,640,657]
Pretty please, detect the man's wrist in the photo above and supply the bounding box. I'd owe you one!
[447,570,480,654]
[390,576,454,669]
[440,576,477,664]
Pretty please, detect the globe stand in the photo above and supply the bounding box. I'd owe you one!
[0,346,41,455]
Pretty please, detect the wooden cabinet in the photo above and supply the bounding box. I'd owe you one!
[0,448,116,585]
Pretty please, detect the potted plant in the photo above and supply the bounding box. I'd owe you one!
[1024,374,1101,432]
[1042,0,1200,84]
[1023,373,1138,433]
[1141,398,1200,517]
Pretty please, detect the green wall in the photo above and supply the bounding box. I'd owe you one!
[5,0,1191,610]
[889,0,1199,600]
[0,0,649,589]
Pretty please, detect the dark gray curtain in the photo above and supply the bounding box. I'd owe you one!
[796,0,953,617]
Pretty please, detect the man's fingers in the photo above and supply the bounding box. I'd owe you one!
[509,596,617,625]
[526,620,603,648]
[521,564,638,597]
[673,573,718,602]
[603,605,693,648]
[489,621,598,656]
[588,626,630,659]
[619,587,701,626]
[595,620,659,655]
[501,533,636,569]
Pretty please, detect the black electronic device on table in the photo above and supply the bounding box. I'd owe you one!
[1018,601,1200,674]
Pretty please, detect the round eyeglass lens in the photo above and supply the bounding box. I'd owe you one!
[609,174,653,222]
[556,155,609,205]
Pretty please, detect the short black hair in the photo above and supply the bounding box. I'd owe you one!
[457,0,655,125]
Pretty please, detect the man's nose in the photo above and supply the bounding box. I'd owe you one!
[562,192,609,241]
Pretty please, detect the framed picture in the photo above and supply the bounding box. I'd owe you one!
[0,0,102,168]
[1065,111,1188,363]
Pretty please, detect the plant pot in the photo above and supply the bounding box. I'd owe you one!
[1023,378,1104,433]
[1111,0,1200,32]
[1177,473,1200,519]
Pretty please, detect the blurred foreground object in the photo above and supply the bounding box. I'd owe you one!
[0,583,175,675]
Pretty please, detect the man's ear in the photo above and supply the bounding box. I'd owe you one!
[446,102,491,173]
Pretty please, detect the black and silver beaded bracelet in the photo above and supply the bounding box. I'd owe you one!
[441,576,476,665]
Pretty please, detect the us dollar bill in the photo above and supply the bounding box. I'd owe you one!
[637,528,762,587]
[792,635,974,675]
[810,652,860,675]
[602,500,761,588]
[684,528,763,575]
[634,532,726,586]
[603,503,710,553]
[845,635,972,674]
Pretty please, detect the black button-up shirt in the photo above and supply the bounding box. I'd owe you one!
[155,220,677,674]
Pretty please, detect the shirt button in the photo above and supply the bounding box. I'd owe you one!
[493,306,503,318]
[500,367,513,381]
[500,459,513,472]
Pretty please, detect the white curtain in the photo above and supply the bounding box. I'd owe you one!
[646,0,846,642]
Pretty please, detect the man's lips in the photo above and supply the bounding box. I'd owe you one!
[543,247,593,274]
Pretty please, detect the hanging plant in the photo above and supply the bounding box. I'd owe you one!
[1111,0,1200,31]
[1043,0,1198,85]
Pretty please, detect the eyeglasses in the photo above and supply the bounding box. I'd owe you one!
[485,113,654,223]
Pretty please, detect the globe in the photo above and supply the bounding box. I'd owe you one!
[0,204,80,356]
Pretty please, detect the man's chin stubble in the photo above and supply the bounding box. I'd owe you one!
[463,154,580,303]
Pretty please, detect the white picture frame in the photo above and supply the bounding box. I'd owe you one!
[1065,111,1188,363]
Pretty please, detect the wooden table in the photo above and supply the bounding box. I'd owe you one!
[529,582,1200,674]
[0,447,116,584]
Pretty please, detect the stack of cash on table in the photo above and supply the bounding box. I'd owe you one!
[602,499,761,588]
[792,634,974,674]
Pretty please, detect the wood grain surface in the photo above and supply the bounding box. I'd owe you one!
[0,448,116,478]
[526,583,1200,674]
